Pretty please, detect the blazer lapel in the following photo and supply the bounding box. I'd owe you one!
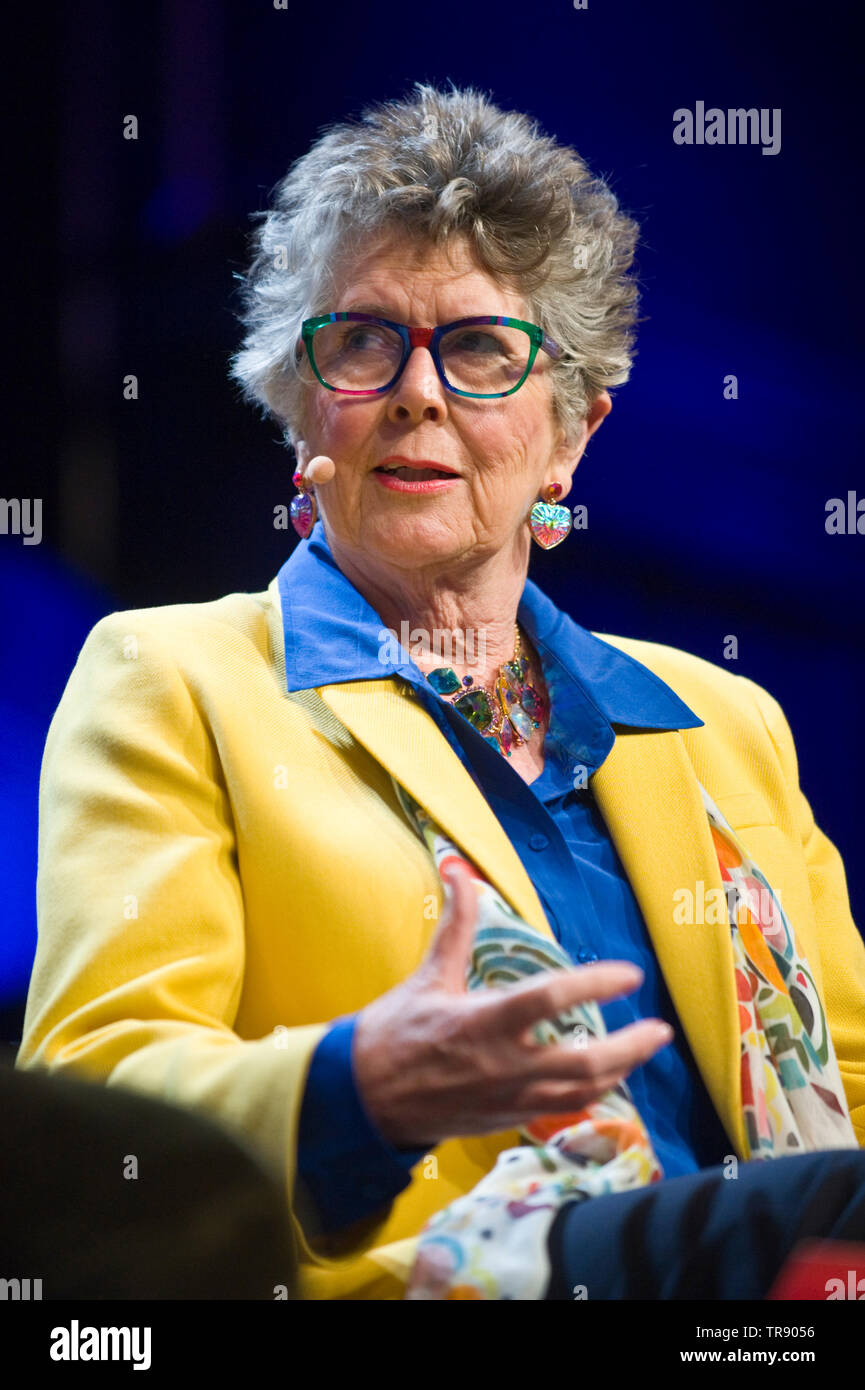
[318,679,555,938]
[320,680,746,1157]
[591,727,747,1156]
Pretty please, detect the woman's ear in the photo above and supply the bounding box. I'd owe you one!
[547,392,612,499]
[584,390,612,441]
[553,391,612,480]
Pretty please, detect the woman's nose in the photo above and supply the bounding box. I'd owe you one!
[387,345,447,420]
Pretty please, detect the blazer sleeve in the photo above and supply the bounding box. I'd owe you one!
[15,610,329,1213]
[748,678,865,1147]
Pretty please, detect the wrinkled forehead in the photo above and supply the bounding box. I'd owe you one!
[321,227,528,321]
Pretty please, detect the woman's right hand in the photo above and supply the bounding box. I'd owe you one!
[352,860,675,1150]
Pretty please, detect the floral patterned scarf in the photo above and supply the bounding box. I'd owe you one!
[391,777,857,1301]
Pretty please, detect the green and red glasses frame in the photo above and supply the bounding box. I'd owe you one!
[298,312,563,400]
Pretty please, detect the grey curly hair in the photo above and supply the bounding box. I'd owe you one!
[230,81,640,447]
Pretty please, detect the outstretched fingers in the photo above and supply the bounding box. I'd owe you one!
[481,960,646,1038]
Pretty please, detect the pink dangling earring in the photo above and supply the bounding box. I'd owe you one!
[529,481,572,549]
[290,469,317,539]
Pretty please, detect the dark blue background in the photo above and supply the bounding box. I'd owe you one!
[3,0,863,1034]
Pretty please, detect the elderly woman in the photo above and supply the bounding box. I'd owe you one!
[18,83,865,1302]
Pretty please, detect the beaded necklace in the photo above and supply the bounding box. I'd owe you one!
[425,623,548,758]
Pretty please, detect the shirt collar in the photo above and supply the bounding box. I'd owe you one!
[275,519,703,736]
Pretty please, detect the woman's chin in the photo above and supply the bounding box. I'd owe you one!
[364,513,468,566]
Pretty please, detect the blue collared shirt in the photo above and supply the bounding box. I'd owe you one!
[282,521,732,1232]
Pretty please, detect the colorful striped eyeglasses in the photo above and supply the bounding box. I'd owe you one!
[298,313,562,400]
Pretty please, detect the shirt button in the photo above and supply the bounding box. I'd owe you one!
[528,832,549,851]
[576,947,599,964]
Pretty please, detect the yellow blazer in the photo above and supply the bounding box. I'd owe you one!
[16,577,865,1299]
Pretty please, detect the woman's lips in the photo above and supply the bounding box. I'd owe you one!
[373,465,460,493]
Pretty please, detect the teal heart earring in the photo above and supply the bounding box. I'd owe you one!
[529,482,572,549]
